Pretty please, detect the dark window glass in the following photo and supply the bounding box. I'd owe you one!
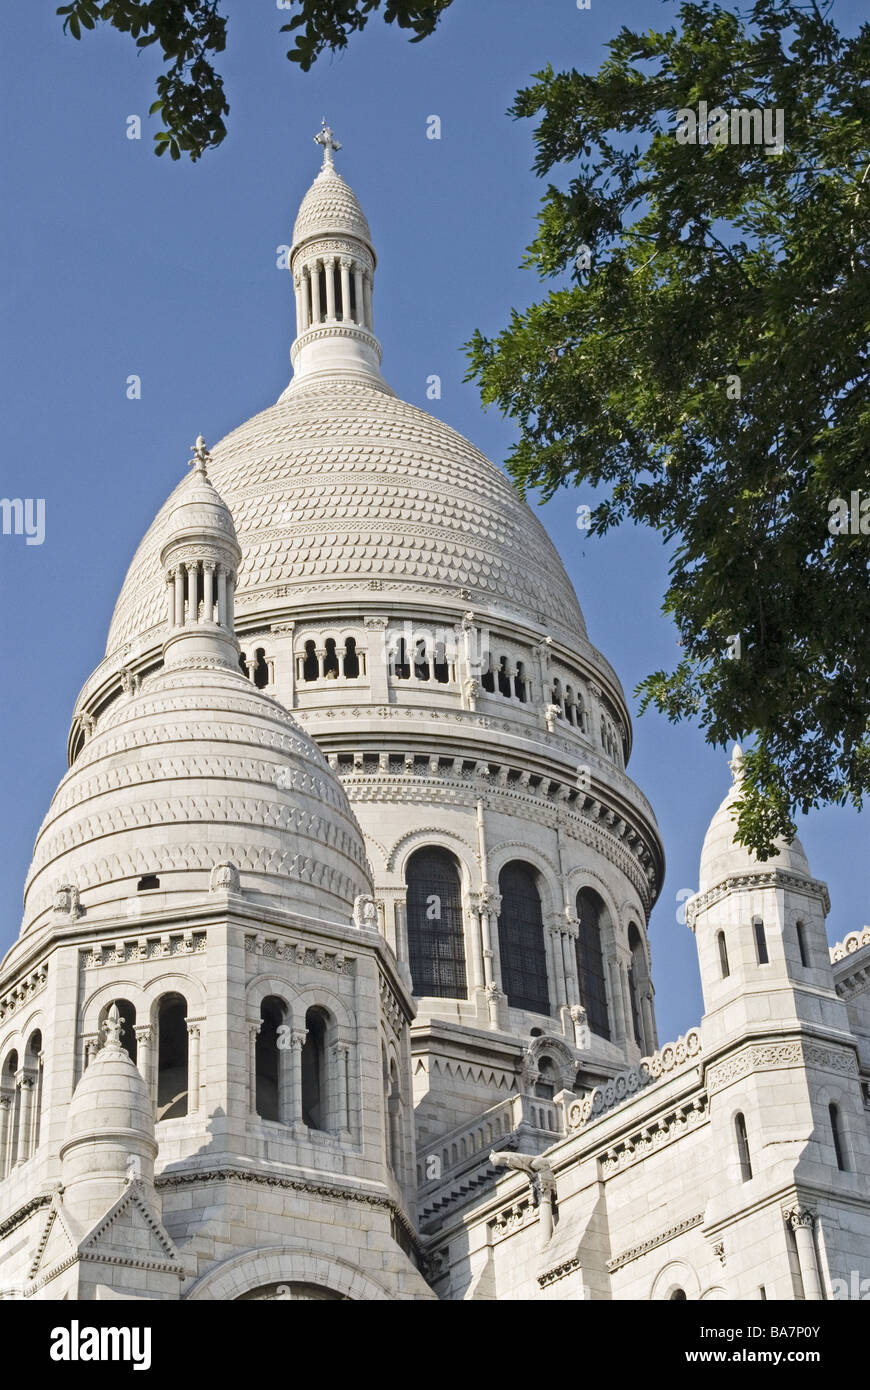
[754,918,769,965]
[735,1111,752,1181]
[575,888,611,1040]
[830,1103,847,1171]
[718,930,730,978]
[256,996,283,1121]
[157,993,188,1120]
[302,1008,328,1130]
[497,862,550,1015]
[406,848,467,999]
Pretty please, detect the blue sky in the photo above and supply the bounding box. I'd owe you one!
[0,0,866,1043]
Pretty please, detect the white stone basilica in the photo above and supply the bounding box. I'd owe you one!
[1,127,869,1301]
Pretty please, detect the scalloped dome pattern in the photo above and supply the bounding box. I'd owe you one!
[22,666,371,936]
[293,166,372,246]
[106,380,587,657]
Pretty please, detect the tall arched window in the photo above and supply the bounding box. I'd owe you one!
[480,650,495,693]
[255,996,284,1121]
[392,636,410,680]
[156,993,188,1120]
[301,1007,328,1130]
[735,1111,752,1181]
[413,637,430,681]
[796,921,810,968]
[406,847,467,999]
[1,1050,19,1178]
[575,888,611,1040]
[514,661,527,702]
[343,637,360,679]
[717,930,730,979]
[302,640,319,681]
[627,923,648,1049]
[497,862,550,1016]
[323,638,339,678]
[753,917,769,965]
[829,1102,847,1171]
[27,1030,43,1154]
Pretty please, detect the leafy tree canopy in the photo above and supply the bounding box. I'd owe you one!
[55,1,455,159]
[467,0,870,857]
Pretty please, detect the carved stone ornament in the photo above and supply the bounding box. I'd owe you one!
[353,894,378,929]
[209,861,240,893]
[53,883,83,918]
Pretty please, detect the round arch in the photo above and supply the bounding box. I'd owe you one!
[388,827,478,881]
[184,1246,394,1301]
[650,1259,701,1301]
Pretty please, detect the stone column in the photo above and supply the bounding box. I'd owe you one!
[310,261,322,323]
[324,256,336,320]
[467,897,485,991]
[785,1206,823,1300]
[608,958,627,1040]
[0,1094,12,1179]
[301,269,311,331]
[293,272,306,334]
[186,1020,201,1112]
[562,917,581,1008]
[173,566,185,628]
[641,988,656,1054]
[339,258,352,321]
[545,920,566,1013]
[333,1041,350,1134]
[289,1030,307,1126]
[166,571,175,627]
[14,1072,34,1164]
[134,1025,153,1096]
[217,566,228,627]
[202,562,215,622]
[353,265,365,326]
[227,574,235,630]
[363,272,373,332]
[391,898,409,964]
[248,1022,261,1114]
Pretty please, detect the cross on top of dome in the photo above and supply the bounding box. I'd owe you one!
[315,120,341,170]
[189,435,211,476]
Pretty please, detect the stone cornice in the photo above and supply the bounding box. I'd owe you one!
[607,1212,705,1273]
[686,868,830,930]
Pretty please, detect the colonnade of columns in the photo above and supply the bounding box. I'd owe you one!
[166,560,234,629]
[248,1021,352,1134]
[294,255,373,336]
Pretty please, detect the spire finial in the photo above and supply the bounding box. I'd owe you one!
[102,1002,124,1051]
[189,435,211,476]
[314,119,341,170]
[729,742,745,783]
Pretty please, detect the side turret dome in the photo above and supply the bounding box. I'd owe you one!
[698,745,811,893]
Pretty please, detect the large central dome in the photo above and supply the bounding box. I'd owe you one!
[106,377,588,657]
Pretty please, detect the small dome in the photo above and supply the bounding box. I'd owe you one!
[293,165,372,248]
[161,439,239,558]
[22,663,372,937]
[698,746,811,893]
[64,1007,152,1145]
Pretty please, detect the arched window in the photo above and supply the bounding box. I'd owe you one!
[302,640,319,681]
[323,638,339,679]
[255,996,284,1121]
[669,1288,688,1301]
[735,1111,752,1181]
[627,923,647,1049]
[392,636,410,680]
[497,862,550,1016]
[717,930,730,979]
[301,1007,329,1130]
[575,888,611,1040]
[413,636,430,680]
[514,661,527,702]
[384,1051,402,1173]
[156,993,188,1120]
[251,647,268,689]
[1,1050,19,1178]
[100,998,137,1063]
[829,1102,847,1171]
[27,1030,43,1153]
[343,637,360,679]
[552,677,563,708]
[575,694,587,733]
[753,917,769,965]
[433,640,449,683]
[497,656,512,696]
[406,847,467,999]
[796,921,810,968]
[534,1057,557,1100]
[564,685,575,724]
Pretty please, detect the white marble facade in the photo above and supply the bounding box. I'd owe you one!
[1,129,868,1301]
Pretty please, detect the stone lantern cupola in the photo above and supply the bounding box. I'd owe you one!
[288,121,387,389]
[160,436,243,672]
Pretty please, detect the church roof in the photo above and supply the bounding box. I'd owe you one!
[293,163,372,247]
